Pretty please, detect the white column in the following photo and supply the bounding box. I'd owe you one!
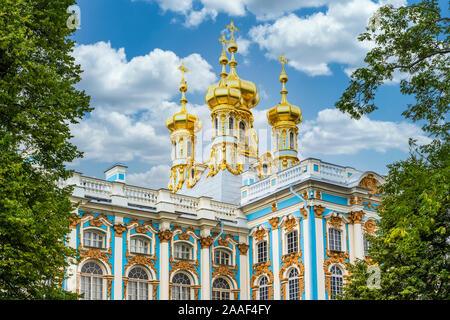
[354,222,364,260]
[239,235,249,300]
[348,222,356,263]
[159,221,171,300]
[160,240,170,300]
[200,228,211,300]
[315,217,325,300]
[114,216,123,300]
[302,214,312,300]
[272,228,280,300]
[66,224,78,293]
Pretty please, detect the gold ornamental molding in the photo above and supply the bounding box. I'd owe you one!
[254,228,266,241]
[169,257,200,281]
[113,224,127,237]
[347,211,365,224]
[271,203,277,212]
[363,219,377,234]
[104,275,114,300]
[238,243,249,255]
[80,248,112,271]
[212,265,238,284]
[300,207,308,220]
[89,214,109,228]
[250,260,274,300]
[69,216,80,229]
[314,205,326,218]
[283,217,297,232]
[359,173,379,195]
[199,236,214,249]
[328,216,343,228]
[349,195,363,205]
[124,252,157,275]
[268,217,279,230]
[158,230,173,243]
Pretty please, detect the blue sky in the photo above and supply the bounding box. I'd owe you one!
[67,0,436,188]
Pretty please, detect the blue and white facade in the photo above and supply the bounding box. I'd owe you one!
[64,158,383,300]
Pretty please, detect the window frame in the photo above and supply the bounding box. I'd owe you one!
[129,236,151,255]
[79,261,104,300]
[256,241,268,264]
[171,272,192,300]
[83,229,106,249]
[173,242,193,260]
[214,248,232,266]
[328,228,342,252]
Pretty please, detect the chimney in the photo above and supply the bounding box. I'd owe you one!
[104,163,127,183]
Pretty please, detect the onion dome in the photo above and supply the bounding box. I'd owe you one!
[206,21,259,110]
[166,62,202,133]
[267,54,302,126]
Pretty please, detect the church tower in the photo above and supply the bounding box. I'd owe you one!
[166,62,202,192]
[267,54,302,171]
[205,21,260,177]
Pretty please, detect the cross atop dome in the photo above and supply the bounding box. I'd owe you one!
[226,20,238,41]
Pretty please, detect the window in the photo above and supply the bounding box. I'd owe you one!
[288,269,299,300]
[215,118,218,136]
[289,132,294,149]
[228,117,234,135]
[80,262,103,300]
[130,237,151,255]
[330,265,343,300]
[187,140,192,157]
[212,278,231,300]
[127,267,149,300]
[172,273,191,300]
[259,276,269,300]
[83,230,105,249]
[262,164,268,175]
[363,234,370,256]
[329,228,342,252]
[239,121,246,142]
[286,231,298,254]
[257,241,267,264]
[214,249,231,266]
[174,243,192,260]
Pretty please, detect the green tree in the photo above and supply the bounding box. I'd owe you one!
[0,0,91,299]
[335,0,449,300]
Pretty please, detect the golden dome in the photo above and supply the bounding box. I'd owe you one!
[166,62,202,133]
[267,54,302,126]
[206,21,259,111]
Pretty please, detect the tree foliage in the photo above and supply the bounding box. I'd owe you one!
[0,0,91,299]
[336,0,449,300]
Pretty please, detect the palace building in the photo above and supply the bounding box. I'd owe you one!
[63,21,384,300]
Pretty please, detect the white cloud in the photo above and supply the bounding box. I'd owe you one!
[72,41,216,114]
[249,0,407,76]
[299,108,431,155]
[70,41,217,167]
[127,164,172,189]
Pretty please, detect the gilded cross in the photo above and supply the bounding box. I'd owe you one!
[218,32,227,49]
[178,61,189,81]
[277,53,289,69]
[226,20,238,40]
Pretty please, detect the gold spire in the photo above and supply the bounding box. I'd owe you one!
[226,20,239,78]
[277,53,289,104]
[166,61,201,133]
[267,53,302,126]
[218,33,229,79]
[178,61,189,110]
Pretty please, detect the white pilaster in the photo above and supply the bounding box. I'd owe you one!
[302,215,312,300]
[272,228,280,300]
[315,217,325,300]
[239,235,249,300]
[354,222,364,260]
[200,228,211,300]
[66,225,78,293]
[160,240,169,300]
[114,216,123,300]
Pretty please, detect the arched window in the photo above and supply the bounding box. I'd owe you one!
[239,121,246,142]
[174,243,192,260]
[191,168,195,179]
[289,132,294,149]
[80,261,103,300]
[172,273,191,300]
[127,267,149,300]
[228,117,234,135]
[212,278,231,300]
[83,230,105,249]
[286,230,298,254]
[130,236,151,255]
[275,132,279,151]
[187,140,192,157]
[262,163,268,175]
[173,141,177,159]
[259,276,269,300]
[329,228,342,252]
[214,249,231,266]
[330,265,343,300]
[363,234,370,256]
[257,241,267,264]
[215,117,218,136]
[288,269,299,300]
